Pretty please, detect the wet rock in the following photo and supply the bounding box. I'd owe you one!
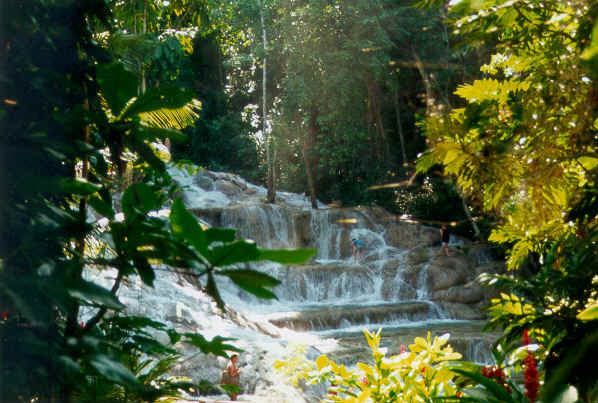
[427,256,470,291]
[432,279,486,303]
[267,302,433,331]
[215,179,243,198]
[406,246,435,266]
[437,302,486,320]
[194,174,214,191]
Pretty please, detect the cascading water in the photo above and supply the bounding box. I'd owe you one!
[177,166,501,366]
[82,164,502,401]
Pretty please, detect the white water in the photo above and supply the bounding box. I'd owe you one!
[82,162,494,401]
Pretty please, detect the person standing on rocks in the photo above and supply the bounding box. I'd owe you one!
[221,353,241,400]
[440,225,451,256]
[352,238,365,263]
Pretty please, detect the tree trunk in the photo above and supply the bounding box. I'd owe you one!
[461,194,481,238]
[393,83,407,165]
[412,48,434,117]
[295,111,318,209]
[261,2,275,203]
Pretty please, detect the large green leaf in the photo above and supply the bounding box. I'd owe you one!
[182,333,242,358]
[258,248,316,264]
[218,269,281,300]
[139,98,201,130]
[132,139,166,171]
[450,368,515,402]
[67,279,124,310]
[88,193,115,219]
[122,183,162,219]
[209,240,260,266]
[89,354,140,390]
[58,178,101,195]
[122,84,196,120]
[96,62,138,116]
[133,255,155,286]
[169,198,207,256]
[206,271,224,310]
[205,227,236,245]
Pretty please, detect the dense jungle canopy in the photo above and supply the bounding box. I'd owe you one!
[1,0,598,401]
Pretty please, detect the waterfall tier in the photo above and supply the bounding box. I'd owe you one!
[170,165,505,366]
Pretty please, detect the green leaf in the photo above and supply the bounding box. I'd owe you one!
[258,248,316,264]
[122,183,161,218]
[131,335,176,355]
[122,84,196,119]
[88,194,115,219]
[577,303,598,321]
[59,178,101,195]
[209,240,260,266]
[205,227,236,245]
[133,256,155,286]
[581,21,598,62]
[206,271,224,310]
[96,62,138,116]
[450,368,514,402]
[218,269,280,300]
[182,333,242,358]
[170,198,207,256]
[89,354,140,390]
[67,279,124,310]
[133,139,166,171]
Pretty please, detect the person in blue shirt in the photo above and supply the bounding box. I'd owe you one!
[351,239,365,263]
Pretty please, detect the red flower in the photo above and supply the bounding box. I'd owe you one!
[523,329,531,345]
[481,365,511,393]
[524,353,539,402]
[522,330,539,403]
[2,311,6,321]
[400,344,406,353]
[361,376,369,385]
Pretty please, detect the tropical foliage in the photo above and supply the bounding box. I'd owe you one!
[277,329,463,402]
[416,0,598,400]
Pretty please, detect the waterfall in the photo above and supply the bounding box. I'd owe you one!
[167,164,502,372]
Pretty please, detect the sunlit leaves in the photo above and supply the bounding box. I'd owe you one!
[290,329,463,402]
[454,78,530,104]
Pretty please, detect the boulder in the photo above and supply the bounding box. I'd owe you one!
[427,256,470,291]
[432,279,486,304]
[215,179,243,198]
[194,174,215,191]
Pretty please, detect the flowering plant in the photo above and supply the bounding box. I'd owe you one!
[294,329,462,403]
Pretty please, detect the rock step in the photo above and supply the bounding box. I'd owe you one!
[319,320,501,365]
[265,301,439,331]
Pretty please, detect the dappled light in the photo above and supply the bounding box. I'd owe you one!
[3,0,597,401]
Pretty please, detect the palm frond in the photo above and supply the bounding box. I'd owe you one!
[139,98,201,130]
